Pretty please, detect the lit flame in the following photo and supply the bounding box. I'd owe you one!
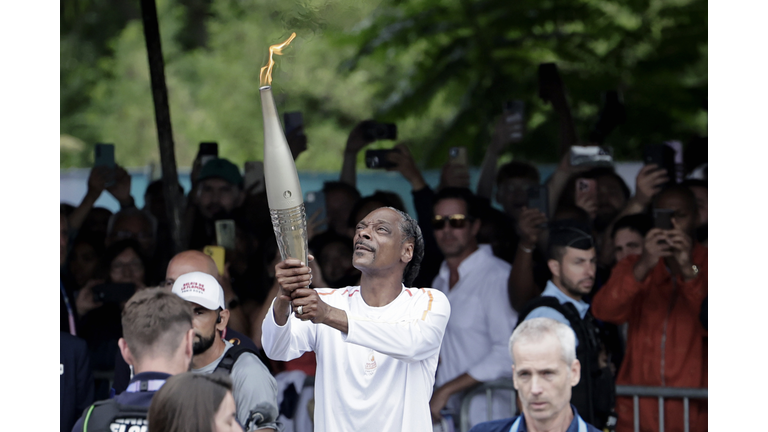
[260,33,297,86]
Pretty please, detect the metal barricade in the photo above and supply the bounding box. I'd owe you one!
[615,385,708,432]
[457,381,707,432]
[458,379,516,432]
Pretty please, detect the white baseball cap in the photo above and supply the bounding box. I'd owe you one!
[171,271,226,311]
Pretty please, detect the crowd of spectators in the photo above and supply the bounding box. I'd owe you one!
[60,92,707,432]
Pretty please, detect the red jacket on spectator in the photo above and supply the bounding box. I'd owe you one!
[592,245,707,432]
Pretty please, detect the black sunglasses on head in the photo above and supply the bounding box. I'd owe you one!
[431,214,472,230]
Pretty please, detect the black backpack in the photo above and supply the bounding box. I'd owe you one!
[516,296,616,429]
[80,398,149,432]
[213,343,262,374]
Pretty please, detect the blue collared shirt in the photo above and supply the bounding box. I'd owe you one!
[523,280,590,346]
[468,405,600,432]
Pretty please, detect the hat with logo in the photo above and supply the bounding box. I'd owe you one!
[199,158,243,187]
[171,271,226,311]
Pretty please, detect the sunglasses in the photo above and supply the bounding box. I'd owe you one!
[431,214,472,230]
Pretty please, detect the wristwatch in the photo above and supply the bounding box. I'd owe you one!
[690,264,699,277]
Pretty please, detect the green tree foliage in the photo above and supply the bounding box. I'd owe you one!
[343,0,707,166]
[61,0,449,171]
[61,0,706,170]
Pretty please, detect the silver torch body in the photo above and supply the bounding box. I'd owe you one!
[260,85,308,264]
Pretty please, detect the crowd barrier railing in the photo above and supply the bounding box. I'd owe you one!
[457,379,707,432]
[458,379,517,432]
[615,385,708,432]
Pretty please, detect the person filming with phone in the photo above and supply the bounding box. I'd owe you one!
[591,185,707,432]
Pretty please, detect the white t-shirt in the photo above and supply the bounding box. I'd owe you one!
[432,244,518,426]
[262,285,450,432]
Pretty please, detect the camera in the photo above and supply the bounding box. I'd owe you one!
[570,146,614,167]
[365,150,397,169]
[363,122,397,141]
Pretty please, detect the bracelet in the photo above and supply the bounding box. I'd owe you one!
[519,244,534,254]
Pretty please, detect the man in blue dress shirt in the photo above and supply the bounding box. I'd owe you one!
[469,318,601,432]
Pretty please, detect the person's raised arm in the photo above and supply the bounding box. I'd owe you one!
[546,150,590,217]
[477,117,517,199]
[386,143,427,192]
[666,224,707,309]
[597,164,669,266]
[508,208,547,311]
[68,167,108,232]
[592,228,669,324]
[106,166,136,210]
[340,120,376,187]
[539,65,577,156]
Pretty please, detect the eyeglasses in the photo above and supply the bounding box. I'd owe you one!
[431,214,472,230]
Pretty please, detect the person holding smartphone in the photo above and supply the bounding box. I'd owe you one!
[591,185,707,432]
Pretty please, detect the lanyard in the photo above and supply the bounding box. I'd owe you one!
[60,281,76,336]
[125,379,166,393]
[508,415,588,432]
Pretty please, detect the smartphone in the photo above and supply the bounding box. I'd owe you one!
[215,220,236,251]
[449,147,468,166]
[363,122,397,141]
[243,161,265,195]
[94,143,115,168]
[365,149,397,169]
[664,140,684,183]
[570,145,614,167]
[203,245,226,277]
[305,190,328,233]
[575,178,597,204]
[92,283,136,304]
[94,143,116,187]
[653,209,674,230]
[503,100,525,142]
[643,144,676,187]
[538,63,562,101]
[284,112,304,136]
[527,185,549,218]
[589,90,626,143]
[199,142,219,168]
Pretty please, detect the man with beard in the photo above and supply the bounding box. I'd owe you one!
[516,221,616,430]
[427,187,517,428]
[172,272,279,431]
[111,250,258,394]
[188,158,246,249]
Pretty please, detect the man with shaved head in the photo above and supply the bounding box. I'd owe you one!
[163,250,250,336]
[163,250,220,286]
[112,250,259,395]
[262,207,451,431]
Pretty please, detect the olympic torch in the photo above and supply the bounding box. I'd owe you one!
[259,33,308,265]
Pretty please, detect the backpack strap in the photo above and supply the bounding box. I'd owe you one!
[215,344,260,374]
[83,399,149,432]
[516,296,571,327]
[516,296,596,355]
